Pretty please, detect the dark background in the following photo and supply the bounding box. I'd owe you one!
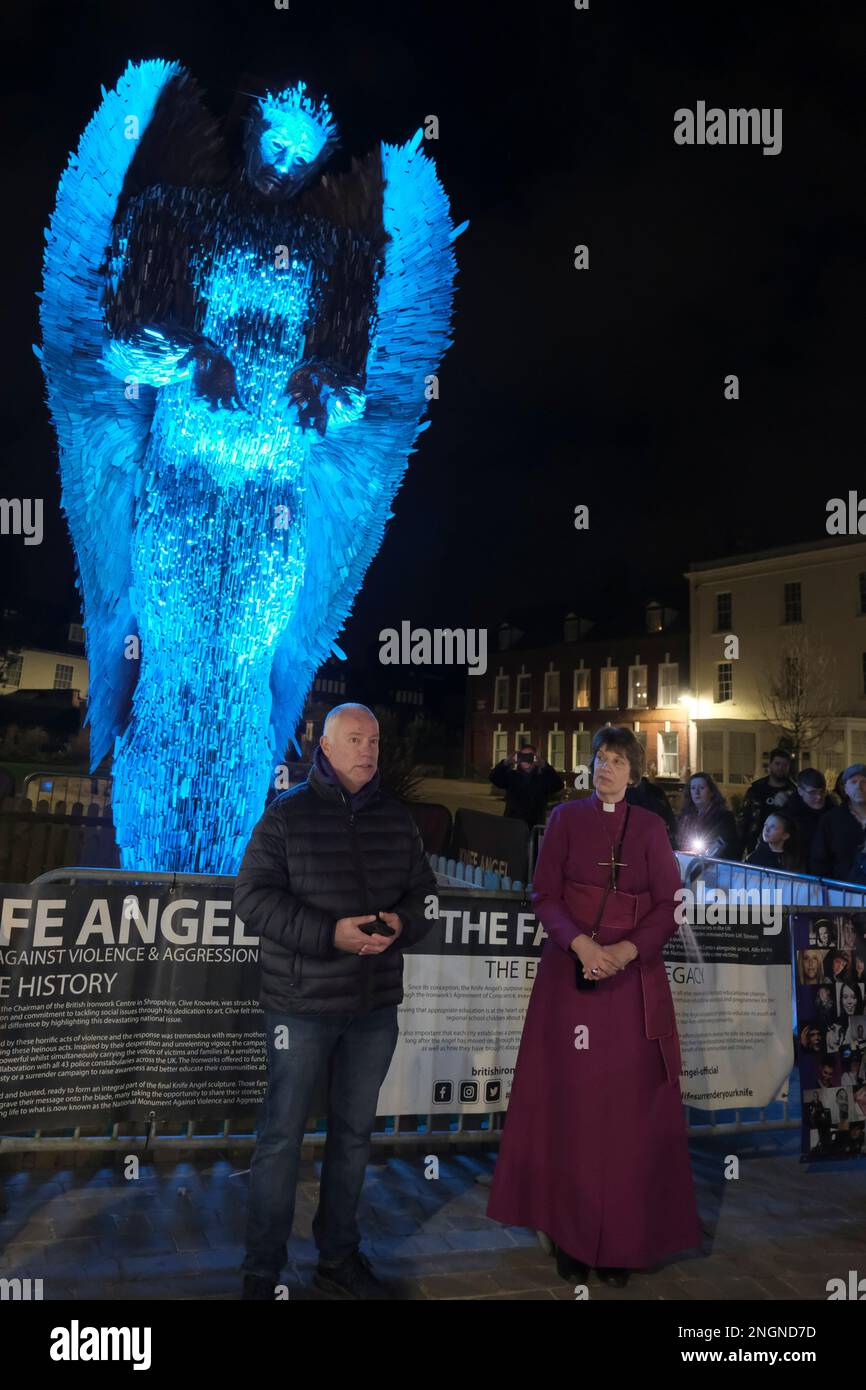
[2,0,862,657]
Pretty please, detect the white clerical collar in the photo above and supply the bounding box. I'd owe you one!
[602,799,616,812]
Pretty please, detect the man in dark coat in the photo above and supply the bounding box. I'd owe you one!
[626,775,676,842]
[739,747,796,854]
[810,764,866,885]
[488,746,564,829]
[784,767,835,864]
[234,703,436,1300]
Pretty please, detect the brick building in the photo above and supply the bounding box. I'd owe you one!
[466,599,689,782]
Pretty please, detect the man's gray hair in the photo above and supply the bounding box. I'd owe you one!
[322,703,378,735]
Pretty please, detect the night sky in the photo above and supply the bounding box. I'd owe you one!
[2,0,862,662]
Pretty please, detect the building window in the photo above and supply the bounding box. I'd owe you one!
[68,623,84,644]
[851,730,866,760]
[600,667,618,709]
[715,663,733,703]
[573,728,591,769]
[304,721,314,742]
[633,728,648,761]
[628,664,648,709]
[3,653,23,688]
[573,668,590,709]
[515,729,532,751]
[646,603,663,634]
[548,729,566,771]
[714,592,732,631]
[53,663,73,690]
[493,731,509,764]
[516,673,531,712]
[729,731,756,786]
[658,731,679,778]
[783,581,802,624]
[543,670,560,711]
[493,675,509,713]
[657,662,679,707]
[860,573,866,616]
[701,731,724,782]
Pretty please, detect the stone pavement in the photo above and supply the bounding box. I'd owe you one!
[0,1129,863,1301]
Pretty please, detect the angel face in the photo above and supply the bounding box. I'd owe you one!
[244,83,337,201]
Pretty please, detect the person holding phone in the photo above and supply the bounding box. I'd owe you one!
[234,703,436,1301]
[488,744,564,830]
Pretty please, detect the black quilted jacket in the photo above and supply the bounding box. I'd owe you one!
[233,761,437,1014]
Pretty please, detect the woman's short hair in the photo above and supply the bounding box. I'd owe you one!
[590,725,644,786]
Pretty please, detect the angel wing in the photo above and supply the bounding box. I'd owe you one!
[268,130,468,761]
[37,58,227,772]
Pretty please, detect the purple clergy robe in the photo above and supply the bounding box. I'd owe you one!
[487,791,702,1268]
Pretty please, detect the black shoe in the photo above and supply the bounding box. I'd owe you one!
[241,1273,277,1300]
[596,1267,630,1287]
[554,1244,590,1282]
[313,1250,390,1300]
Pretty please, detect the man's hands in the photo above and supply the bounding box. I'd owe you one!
[334,912,404,956]
[571,934,638,980]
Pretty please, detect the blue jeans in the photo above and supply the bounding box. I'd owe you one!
[242,1004,399,1280]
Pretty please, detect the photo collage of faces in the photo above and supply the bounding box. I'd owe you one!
[796,913,866,1160]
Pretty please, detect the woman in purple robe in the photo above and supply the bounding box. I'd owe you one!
[487,726,701,1287]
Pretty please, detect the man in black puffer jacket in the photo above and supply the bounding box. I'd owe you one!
[234,703,436,1301]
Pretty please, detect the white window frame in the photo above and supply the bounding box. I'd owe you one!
[599,666,618,710]
[657,731,679,778]
[493,675,510,713]
[53,663,74,690]
[515,673,531,712]
[547,728,566,771]
[716,662,733,703]
[543,669,560,712]
[492,729,509,764]
[658,662,679,707]
[628,664,648,709]
[573,668,591,710]
[572,727,591,770]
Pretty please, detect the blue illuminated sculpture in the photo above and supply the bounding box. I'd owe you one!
[38,60,465,873]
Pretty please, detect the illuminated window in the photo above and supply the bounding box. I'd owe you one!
[54,663,73,690]
[600,667,618,709]
[573,669,590,709]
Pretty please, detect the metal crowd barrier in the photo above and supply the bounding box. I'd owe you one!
[8,854,852,1152]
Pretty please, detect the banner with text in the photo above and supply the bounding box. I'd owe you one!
[377,891,793,1114]
[0,884,794,1129]
[0,884,266,1131]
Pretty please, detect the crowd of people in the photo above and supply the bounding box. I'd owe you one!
[489,745,866,885]
[673,749,866,883]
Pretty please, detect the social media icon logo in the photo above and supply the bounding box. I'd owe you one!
[485,1080,501,1102]
[459,1081,479,1103]
[432,1081,453,1105]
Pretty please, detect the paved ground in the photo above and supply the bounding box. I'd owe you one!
[1,1128,863,1301]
